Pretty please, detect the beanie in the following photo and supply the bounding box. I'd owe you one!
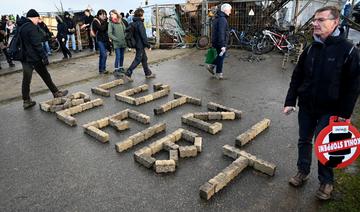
[26,9,40,18]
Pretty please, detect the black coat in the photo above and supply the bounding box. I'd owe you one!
[38,22,51,41]
[92,18,109,43]
[211,11,229,48]
[132,17,150,49]
[18,17,47,63]
[284,30,360,118]
[57,21,68,40]
[64,17,75,35]
[84,15,94,31]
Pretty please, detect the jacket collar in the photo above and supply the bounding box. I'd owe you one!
[313,27,344,45]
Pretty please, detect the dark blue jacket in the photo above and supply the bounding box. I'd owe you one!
[211,11,229,48]
[132,17,150,49]
[284,29,360,118]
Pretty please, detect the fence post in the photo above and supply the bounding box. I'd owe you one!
[156,4,160,49]
[76,23,82,51]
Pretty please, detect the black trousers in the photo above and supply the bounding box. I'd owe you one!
[21,61,58,100]
[58,37,71,58]
[126,48,151,76]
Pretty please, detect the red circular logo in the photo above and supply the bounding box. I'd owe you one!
[315,116,360,169]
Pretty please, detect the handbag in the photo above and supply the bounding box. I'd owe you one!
[205,47,217,64]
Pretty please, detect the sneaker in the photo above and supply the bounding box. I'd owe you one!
[289,172,309,187]
[216,73,224,80]
[207,64,215,75]
[53,90,68,98]
[9,62,15,67]
[122,74,133,82]
[316,183,333,200]
[113,71,123,77]
[23,99,36,109]
[145,73,156,79]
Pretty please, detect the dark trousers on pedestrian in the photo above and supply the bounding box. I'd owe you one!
[97,41,107,72]
[297,108,334,184]
[86,30,94,50]
[58,37,71,58]
[212,47,226,74]
[126,48,151,77]
[21,61,58,101]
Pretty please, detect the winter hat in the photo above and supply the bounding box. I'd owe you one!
[26,9,40,18]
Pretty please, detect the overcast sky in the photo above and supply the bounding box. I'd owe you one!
[0,0,185,16]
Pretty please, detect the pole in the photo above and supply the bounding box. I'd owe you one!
[155,4,160,49]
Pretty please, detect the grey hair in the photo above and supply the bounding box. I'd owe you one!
[221,3,232,12]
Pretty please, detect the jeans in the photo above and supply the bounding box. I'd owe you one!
[212,47,226,73]
[126,48,151,76]
[114,48,125,70]
[297,108,334,184]
[66,34,76,51]
[21,61,58,100]
[42,41,51,55]
[97,41,107,72]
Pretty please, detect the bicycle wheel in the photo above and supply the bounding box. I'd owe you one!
[196,35,210,50]
[254,36,274,55]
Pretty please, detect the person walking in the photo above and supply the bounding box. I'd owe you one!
[18,9,68,109]
[92,9,109,74]
[108,9,126,76]
[0,19,15,69]
[123,8,155,81]
[284,6,360,200]
[56,15,72,59]
[207,3,232,80]
[64,11,77,52]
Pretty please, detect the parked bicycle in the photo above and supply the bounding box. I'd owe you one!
[228,28,261,52]
[256,26,307,55]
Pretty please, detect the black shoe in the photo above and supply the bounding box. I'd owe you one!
[62,57,68,60]
[23,99,36,109]
[9,62,15,67]
[53,90,68,98]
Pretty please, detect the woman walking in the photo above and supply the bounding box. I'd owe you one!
[92,9,109,74]
[108,9,126,76]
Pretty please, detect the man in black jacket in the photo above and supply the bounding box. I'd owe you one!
[81,9,95,51]
[284,6,360,200]
[123,8,155,81]
[207,3,231,80]
[19,9,68,109]
[64,11,77,52]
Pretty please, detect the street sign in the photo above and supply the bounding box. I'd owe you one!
[315,116,360,168]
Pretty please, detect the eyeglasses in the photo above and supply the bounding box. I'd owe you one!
[312,17,335,23]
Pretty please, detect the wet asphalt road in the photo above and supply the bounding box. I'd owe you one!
[0,50,328,211]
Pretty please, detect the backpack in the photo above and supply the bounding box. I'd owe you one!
[125,22,136,48]
[90,20,98,38]
[8,22,30,61]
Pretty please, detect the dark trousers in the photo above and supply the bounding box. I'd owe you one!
[86,30,94,49]
[297,108,334,184]
[21,61,58,101]
[58,37,71,58]
[126,48,151,76]
[212,47,226,73]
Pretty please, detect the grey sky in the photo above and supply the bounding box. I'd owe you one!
[0,0,185,16]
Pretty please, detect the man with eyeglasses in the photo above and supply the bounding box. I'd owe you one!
[283,6,360,200]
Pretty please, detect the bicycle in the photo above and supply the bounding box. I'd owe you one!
[256,26,307,55]
[228,28,261,52]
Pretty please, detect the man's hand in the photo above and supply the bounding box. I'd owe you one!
[221,47,226,52]
[42,57,49,66]
[283,106,296,115]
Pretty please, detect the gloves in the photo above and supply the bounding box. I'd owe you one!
[62,38,65,42]
[42,57,49,66]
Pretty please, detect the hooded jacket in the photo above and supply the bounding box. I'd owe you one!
[132,17,150,49]
[284,28,360,118]
[18,16,47,63]
[211,10,229,48]
[64,12,75,35]
[108,19,126,49]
